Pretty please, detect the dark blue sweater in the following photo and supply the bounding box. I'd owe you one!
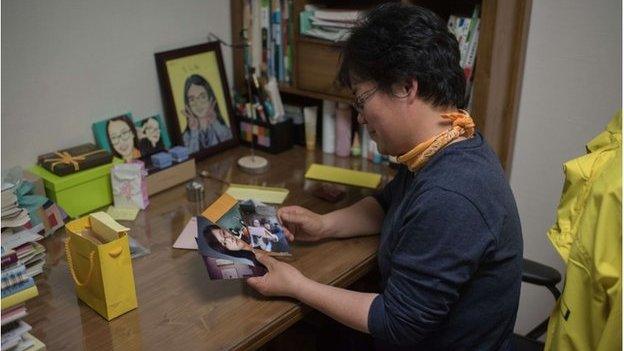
[369,133,523,350]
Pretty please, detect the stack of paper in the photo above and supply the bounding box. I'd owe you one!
[447,6,481,108]
[1,247,45,350]
[2,188,30,229]
[300,5,363,42]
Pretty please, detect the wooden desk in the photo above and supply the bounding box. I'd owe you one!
[28,146,395,350]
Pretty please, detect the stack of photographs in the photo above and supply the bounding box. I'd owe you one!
[195,194,290,280]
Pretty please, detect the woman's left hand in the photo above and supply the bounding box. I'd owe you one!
[247,253,306,298]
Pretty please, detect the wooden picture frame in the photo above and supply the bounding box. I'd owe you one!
[155,42,238,160]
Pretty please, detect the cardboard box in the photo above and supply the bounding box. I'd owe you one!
[146,159,196,196]
[29,159,123,218]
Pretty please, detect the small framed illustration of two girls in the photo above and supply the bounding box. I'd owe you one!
[154,42,238,160]
[92,113,172,162]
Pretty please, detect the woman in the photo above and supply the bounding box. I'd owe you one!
[202,224,265,277]
[246,4,522,350]
[181,74,232,151]
[208,225,253,252]
[106,115,141,161]
[138,116,164,156]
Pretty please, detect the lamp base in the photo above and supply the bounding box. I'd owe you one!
[237,155,269,174]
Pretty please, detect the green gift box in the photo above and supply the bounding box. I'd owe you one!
[29,158,123,218]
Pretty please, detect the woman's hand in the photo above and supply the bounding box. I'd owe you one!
[277,206,330,242]
[182,107,199,130]
[247,253,306,298]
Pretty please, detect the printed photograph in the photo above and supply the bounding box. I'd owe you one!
[195,216,267,280]
[215,200,290,254]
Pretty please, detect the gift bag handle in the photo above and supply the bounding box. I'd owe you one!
[108,247,123,258]
[64,237,95,287]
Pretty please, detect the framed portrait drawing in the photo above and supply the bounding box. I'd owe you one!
[92,113,142,162]
[92,113,172,161]
[155,42,238,160]
[135,114,172,157]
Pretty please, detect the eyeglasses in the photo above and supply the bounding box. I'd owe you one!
[110,129,132,144]
[352,87,378,113]
[143,125,160,134]
[188,92,208,105]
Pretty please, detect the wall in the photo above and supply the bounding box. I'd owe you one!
[1,0,232,168]
[511,0,621,334]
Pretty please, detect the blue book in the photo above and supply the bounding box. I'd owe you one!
[1,277,35,298]
[271,0,282,80]
[1,264,26,290]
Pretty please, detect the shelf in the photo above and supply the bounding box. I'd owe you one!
[297,36,344,47]
[278,83,352,103]
[231,0,532,175]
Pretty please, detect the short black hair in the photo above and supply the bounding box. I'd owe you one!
[337,3,466,108]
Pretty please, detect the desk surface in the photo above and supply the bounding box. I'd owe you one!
[28,146,394,350]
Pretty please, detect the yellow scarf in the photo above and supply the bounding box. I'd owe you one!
[397,110,476,172]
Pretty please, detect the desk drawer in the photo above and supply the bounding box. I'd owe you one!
[297,40,351,99]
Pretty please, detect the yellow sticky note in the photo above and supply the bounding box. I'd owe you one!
[106,206,140,221]
[89,211,130,243]
[305,164,381,189]
[226,184,289,204]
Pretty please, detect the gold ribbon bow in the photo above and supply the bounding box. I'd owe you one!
[43,150,107,172]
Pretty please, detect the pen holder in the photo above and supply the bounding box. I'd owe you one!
[238,117,294,154]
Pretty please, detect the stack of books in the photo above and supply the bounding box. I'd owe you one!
[447,6,481,108]
[299,5,363,42]
[1,225,46,280]
[1,248,45,351]
[1,180,56,279]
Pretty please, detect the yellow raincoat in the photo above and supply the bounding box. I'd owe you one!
[545,112,622,351]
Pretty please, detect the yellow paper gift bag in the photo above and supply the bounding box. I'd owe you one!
[64,214,138,321]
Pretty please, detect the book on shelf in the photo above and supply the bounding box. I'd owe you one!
[313,8,363,22]
[447,5,480,107]
[243,0,295,84]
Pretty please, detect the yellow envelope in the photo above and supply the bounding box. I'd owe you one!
[305,163,381,189]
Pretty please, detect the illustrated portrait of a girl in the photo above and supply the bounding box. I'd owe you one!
[106,115,141,161]
[181,74,233,153]
[137,116,165,156]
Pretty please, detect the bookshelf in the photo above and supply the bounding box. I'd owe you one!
[230,0,532,174]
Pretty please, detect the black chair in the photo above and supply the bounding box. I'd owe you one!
[513,258,562,351]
